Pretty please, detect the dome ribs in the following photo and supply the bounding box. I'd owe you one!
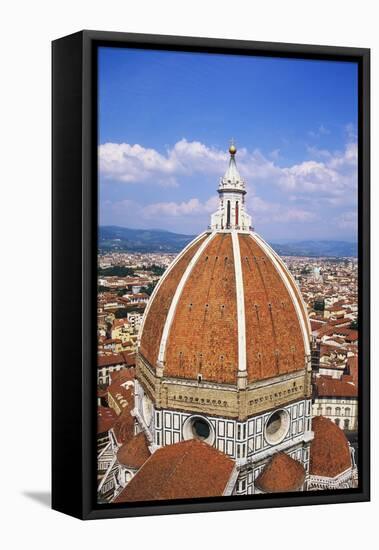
[139,234,207,367]
[164,233,238,383]
[254,233,311,352]
[140,229,309,388]
[239,234,305,383]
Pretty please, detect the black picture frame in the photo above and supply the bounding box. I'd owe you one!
[52,30,370,520]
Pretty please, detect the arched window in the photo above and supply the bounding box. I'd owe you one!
[335,407,341,416]
[344,419,350,430]
[335,418,340,427]
[235,201,239,226]
[326,406,332,416]
[345,407,351,416]
[226,200,231,227]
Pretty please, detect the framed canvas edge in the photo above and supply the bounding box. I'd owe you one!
[52,29,370,521]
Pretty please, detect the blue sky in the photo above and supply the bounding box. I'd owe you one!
[98,46,358,241]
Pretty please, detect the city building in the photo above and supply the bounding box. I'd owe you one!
[312,375,358,431]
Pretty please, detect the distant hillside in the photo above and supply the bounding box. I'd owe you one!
[99,226,357,257]
[99,226,195,253]
[271,240,358,258]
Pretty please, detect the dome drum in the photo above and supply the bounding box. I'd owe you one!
[136,352,311,422]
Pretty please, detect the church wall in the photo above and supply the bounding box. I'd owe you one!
[135,375,312,463]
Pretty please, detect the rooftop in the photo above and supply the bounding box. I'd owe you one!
[255,452,306,493]
[114,439,234,502]
[310,416,352,478]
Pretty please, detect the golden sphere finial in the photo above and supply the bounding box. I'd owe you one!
[229,138,237,155]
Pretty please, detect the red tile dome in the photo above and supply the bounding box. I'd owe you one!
[255,452,306,493]
[310,416,352,477]
[139,229,310,385]
[139,145,310,386]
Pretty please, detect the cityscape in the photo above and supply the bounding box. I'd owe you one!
[96,151,358,503]
[96,47,358,504]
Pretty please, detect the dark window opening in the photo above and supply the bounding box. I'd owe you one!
[192,418,210,440]
[227,200,231,227]
[266,412,281,436]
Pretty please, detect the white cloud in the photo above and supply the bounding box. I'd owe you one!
[99,142,180,186]
[99,136,357,208]
[250,195,317,223]
[143,196,218,218]
[99,139,227,186]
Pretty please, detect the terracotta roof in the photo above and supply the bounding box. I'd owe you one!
[255,452,306,493]
[310,416,351,477]
[314,375,357,398]
[110,367,135,384]
[97,406,117,434]
[317,325,358,341]
[345,330,358,342]
[120,351,136,367]
[327,318,352,327]
[346,355,358,386]
[98,353,125,368]
[311,320,325,332]
[108,374,134,411]
[117,432,151,469]
[140,232,309,385]
[114,439,234,502]
[103,338,122,345]
[112,406,135,445]
[113,318,130,329]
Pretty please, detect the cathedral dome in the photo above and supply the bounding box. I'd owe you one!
[138,146,310,387]
[310,416,352,478]
[255,452,306,493]
[139,230,310,385]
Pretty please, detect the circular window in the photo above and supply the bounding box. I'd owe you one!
[264,409,290,445]
[192,418,210,440]
[183,415,214,445]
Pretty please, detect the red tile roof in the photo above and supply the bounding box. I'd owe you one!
[314,375,357,398]
[255,452,305,493]
[113,406,135,445]
[114,439,234,502]
[310,416,351,477]
[98,351,136,369]
[98,353,125,368]
[109,367,135,385]
[97,406,117,434]
[310,320,326,332]
[117,432,151,469]
[346,355,358,386]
